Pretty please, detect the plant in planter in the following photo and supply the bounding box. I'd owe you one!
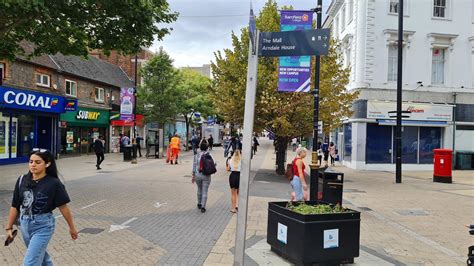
[267,201,360,265]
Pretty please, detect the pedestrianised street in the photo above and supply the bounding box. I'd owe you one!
[0,140,472,265]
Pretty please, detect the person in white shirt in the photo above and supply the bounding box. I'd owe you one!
[226,150,241,213]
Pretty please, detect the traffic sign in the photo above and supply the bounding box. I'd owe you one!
[259,29,330,57]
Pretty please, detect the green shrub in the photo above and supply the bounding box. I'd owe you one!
[286,202,350,215]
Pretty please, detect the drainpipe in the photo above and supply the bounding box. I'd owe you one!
[452,92,456,169]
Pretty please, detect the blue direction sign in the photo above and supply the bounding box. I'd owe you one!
[259,29,330,57]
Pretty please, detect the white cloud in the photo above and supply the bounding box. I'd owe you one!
[153,0,331,67]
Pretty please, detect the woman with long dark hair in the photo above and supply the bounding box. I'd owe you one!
[4,149,78,265]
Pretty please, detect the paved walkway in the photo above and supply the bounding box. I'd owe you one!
[0,141,472,265]
[205,139,473,265]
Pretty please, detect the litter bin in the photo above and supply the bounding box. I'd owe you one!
[433,148,453,183]
[123,145,132,161]
[321,168,344,205]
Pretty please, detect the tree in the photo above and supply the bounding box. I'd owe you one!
[175,69,214,150]
[211,0,358,174]
[0,0,178,60]
[139,48,180,156]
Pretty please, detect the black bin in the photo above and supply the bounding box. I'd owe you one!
[123,145,132,161]
[322,168,344,205]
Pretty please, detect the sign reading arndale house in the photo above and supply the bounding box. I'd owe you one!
[0,86,75,113]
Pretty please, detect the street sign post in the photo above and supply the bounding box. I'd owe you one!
[259,29,330,57]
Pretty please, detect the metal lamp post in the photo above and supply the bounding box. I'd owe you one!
[309,0,323,201]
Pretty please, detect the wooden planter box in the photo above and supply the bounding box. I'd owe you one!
[267,201,360,265]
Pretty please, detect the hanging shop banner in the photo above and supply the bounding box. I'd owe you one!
[278,10,313,92]
[120,88,135,121]
[0,86,76,113]
[367,101,453,121]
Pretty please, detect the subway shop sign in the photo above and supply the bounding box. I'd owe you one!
[0,86,76,113]
[76,110,100,120]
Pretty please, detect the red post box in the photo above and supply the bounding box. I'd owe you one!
[433,149,453,183]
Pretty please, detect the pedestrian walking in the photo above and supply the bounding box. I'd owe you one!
[192,140,216,213]
[119,133,124,153]
[4,149,78,265]
[290,147,308,201]
[191,134,199,155]
[94,135,105,170]
[252,135,259,155]
[208,134,214,150]
[317,141,323,165]
[329,142,336,166]
[223,135,231,157]
[169,134,181,164]
[226,150,241,213]
[136,134,143,157]
[122,134,130,146]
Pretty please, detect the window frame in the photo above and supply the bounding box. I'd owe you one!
[0,62,5,80]
[347,0,353,23]
[431,48,446,85]
[65,79,77,97]
[35,73,50,88]
[432,0,450,20]
[95,87,105,103]
[341,5,346,31]
[387,44,398,82]
[388,0,409,16]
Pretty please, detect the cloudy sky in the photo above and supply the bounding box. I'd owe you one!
[151,0,332,67]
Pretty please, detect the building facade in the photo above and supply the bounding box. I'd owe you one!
[0,46,134,164]
[324,0,474,170]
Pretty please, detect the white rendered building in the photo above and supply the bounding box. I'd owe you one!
[324,0,474,170]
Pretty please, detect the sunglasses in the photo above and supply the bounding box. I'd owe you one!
[4,229,17,246]
[31,148,48,153]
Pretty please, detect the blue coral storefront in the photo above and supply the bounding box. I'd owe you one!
[0,86,76,165]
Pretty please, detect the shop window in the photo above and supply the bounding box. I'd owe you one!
[366,124,392,163]
[343,123,352,162]
[419,127,441,164]
[35,73,50,88]
[393,126,418,164]
[65,79,77,97]
[95,87,104,103]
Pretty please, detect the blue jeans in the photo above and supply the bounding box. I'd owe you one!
[291,176,304,201]
[20,213,55,266]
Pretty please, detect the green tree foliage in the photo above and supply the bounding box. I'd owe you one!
[0,0,178,60]
[211,0,358,173]
[175,68,214,149]
[139,48,180,150]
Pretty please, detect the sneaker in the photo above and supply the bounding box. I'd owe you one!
[197,204,202,209]
[201,208,206,213]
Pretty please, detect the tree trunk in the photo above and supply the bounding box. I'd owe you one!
[184,114,190,151]
[275,136,289,175]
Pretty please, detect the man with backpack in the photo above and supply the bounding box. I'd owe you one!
[191,140,216,213]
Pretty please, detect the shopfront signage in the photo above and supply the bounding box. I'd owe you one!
[76,110,100,120]
[0,86,75,113]
[367,101,453,121]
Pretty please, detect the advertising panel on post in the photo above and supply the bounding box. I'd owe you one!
[120,87,135,121]
[278,10,313,92]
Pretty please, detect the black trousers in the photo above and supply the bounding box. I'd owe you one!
[137,144,142,157]
[96,152,104,166]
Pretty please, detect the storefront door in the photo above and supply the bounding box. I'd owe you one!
[37,116,53,150]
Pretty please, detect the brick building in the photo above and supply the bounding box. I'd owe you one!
[0,45,134,164]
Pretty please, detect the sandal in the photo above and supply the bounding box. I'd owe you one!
[230,209,237,213]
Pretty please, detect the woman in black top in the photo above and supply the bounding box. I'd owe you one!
[5,149,78,265]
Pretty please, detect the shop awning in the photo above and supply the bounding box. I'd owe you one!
[377,119,449,127]
[110,113,144,127]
